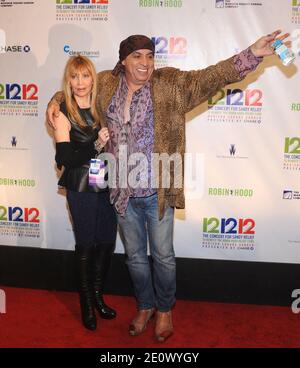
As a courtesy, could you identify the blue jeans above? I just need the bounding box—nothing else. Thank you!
[117,193,176,312]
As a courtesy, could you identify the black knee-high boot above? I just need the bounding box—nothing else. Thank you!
[76,246,97,330]
[94,244,116,319]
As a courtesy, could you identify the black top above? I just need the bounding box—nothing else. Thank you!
[56,101,107,193]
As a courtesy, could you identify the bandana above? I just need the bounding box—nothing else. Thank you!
[112,35,155,76]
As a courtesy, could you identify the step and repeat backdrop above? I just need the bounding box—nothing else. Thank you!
[0,0,300,264]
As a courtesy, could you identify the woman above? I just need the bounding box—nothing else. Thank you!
[53,55,117,331]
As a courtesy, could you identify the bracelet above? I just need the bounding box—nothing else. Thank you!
[94,139,104,153]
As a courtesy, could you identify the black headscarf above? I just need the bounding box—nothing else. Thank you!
[112,35,155,76]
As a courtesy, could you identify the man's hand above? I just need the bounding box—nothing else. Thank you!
[250,30,291,58]
[46,100,60,130]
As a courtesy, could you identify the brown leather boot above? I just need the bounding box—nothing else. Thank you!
[128,308,155,336]
[155,311,173,342]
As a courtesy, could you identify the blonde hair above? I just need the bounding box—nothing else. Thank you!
[63,55,100,129]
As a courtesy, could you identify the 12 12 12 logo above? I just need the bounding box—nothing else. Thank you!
[0,83,38,100]
[151,36,187,55]
[203,217,255,234]
[208,88,262,107]
[0,206,40,223]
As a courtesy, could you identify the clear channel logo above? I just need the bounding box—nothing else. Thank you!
[63,45,99,58]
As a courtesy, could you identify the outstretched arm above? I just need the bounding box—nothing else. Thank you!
[179,30,290,113]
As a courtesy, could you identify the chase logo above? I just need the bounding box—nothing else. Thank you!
[0,45,30,53]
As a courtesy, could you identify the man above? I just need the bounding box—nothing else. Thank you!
[48,30,290,342]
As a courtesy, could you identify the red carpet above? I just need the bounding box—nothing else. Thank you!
[0,286,299,348]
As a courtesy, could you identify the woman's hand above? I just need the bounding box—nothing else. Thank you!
[46,100,60,129]
[97,127,110,147]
